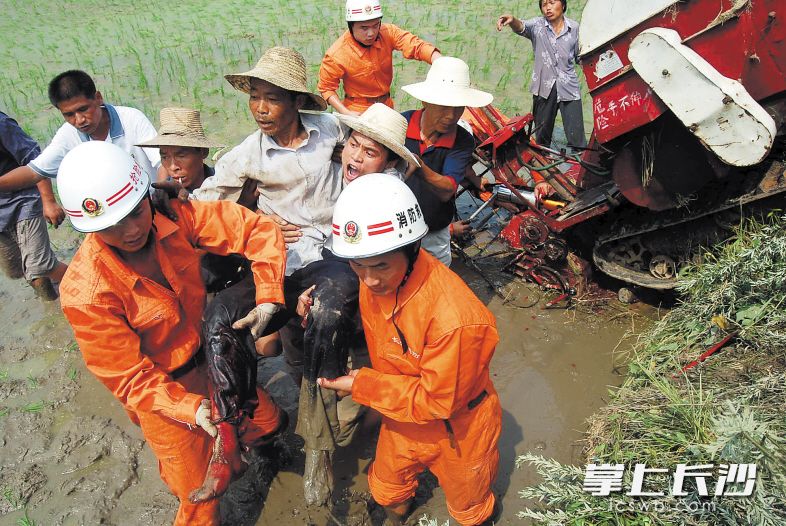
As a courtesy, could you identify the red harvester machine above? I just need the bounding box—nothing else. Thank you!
[464,0,786,294]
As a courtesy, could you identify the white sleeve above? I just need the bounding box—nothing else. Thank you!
[191,144,247,202]
[27,123,76,178]
[134,110,161,168]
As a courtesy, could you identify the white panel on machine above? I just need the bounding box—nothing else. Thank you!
[579,0,680,56]
[629,27,776,167]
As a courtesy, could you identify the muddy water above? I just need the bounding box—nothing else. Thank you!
[0,236,652,525]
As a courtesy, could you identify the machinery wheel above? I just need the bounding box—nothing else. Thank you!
[649,255,678,280]
[543,238,568,264]
[519,216,550,245]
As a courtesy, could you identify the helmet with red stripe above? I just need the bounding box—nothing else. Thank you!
[345,0,383,22]
[330,173,427,259]
[57,141,151,233]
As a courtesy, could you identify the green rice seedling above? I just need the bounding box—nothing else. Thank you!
[67,368,78,382]
[21,401,44,413]
[26,374,38,389]
[0,407,9,418]
[0,369,9,381]
[16,509,37,526]
[2,487,21,510]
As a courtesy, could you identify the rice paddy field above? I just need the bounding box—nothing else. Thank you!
[1,0,591,148]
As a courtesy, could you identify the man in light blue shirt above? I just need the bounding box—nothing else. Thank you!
[498,0,587,149]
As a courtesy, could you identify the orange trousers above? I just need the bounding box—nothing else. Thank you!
[135,365,282,526]
[368,389,502,525]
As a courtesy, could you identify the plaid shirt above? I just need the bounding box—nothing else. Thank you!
[519,16,581,101]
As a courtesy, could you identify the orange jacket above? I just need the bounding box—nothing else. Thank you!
[351,251,498,427]
[318,24,437,111]
[60,200,285,426]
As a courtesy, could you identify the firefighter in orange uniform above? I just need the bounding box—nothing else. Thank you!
[57,141,287,526]
[316,173,501,525]
[318,0,441,116]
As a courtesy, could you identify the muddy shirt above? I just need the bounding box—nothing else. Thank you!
[0,112,42,232]
[518,16,581,101]
[192,113,345,276]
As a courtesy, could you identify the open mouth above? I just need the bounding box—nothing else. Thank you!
[345,163,361,182]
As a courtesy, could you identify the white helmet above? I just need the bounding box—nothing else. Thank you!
[57,141,151,233]
[331,173,427,259]
[346,0,383,22]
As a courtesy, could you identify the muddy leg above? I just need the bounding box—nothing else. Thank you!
[188,420,247,503]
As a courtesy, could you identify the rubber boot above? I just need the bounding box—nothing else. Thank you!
[303,448,333,506]
[189,421,247,503]
[30,277,58,301]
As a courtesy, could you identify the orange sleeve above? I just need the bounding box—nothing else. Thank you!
[318,51,344,102]
[178,200,286,305]
[387,24,438,63]
[352,324,498,423]
[62,302,204,424]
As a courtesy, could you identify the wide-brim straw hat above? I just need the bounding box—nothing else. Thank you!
[225,47,328,111]
[337,103,420,169]
[136,107,222,149]
[402,56,493,108]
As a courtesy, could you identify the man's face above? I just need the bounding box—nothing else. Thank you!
[349,250,408,296]
[97,199,153,253]
[342,131,393,184]
[351,18,382,46]
[541,0,565,22]
[421,102,465,135]
[57,92,105,136]
[159,146,207,190]
[248,78,303,138]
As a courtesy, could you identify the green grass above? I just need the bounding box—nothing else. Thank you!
[0,0,590,147]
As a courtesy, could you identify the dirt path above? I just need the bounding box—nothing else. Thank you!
[0,238,653,525]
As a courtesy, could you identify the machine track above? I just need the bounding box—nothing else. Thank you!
[593,157,786,289]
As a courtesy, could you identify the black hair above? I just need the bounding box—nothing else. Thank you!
[48,70,97,107]
[541,0,567,12]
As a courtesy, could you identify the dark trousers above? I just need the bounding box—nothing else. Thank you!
[533,85,587,150]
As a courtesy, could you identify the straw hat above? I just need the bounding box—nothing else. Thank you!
[402,56,493,108]
[225,47,327,111]
[337,103,420,168]
[136,107,222,149]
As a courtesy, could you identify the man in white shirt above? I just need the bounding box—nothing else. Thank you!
[0,70,160,225]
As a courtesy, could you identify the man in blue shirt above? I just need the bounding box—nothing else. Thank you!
[498,0,587,150]
[0,112,67,300]
[400,56,493,267]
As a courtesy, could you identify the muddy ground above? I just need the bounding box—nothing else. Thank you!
[0,230,656,526]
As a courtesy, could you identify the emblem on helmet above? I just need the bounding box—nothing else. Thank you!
[81,198,104,217]
[343,221,361,244]
[364,4,372,14]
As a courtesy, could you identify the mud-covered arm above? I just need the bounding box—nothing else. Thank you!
[351,324,498,423]
[388,24,438,62]
[62,302,203,424]
[178,200,286,305]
